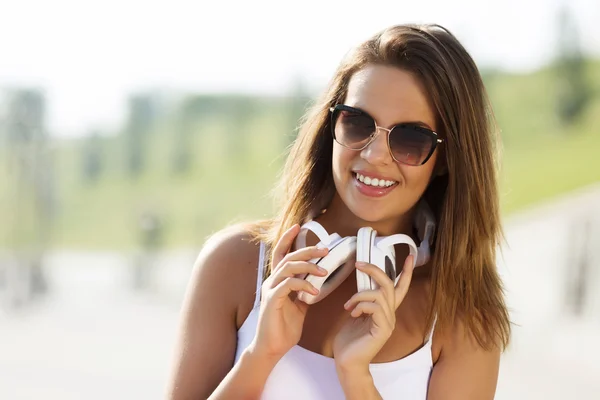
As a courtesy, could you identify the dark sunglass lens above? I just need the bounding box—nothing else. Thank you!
[389,126,434,165]
[334,109,374,148]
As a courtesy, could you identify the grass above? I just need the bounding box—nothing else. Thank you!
[500,124,600,213]
[489,60,600,213]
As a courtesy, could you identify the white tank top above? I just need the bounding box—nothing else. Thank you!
[234,242,436,399]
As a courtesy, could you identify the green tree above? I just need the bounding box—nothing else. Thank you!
[285,77,312,149]
[2,88,54,300]
[125,94,156,178]
[81,130,104,184]
[555,6,591,126]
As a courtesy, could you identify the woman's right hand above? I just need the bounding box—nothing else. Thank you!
[249,224,329,360]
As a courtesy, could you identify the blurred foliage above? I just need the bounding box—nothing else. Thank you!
[485,59,600,212]
[0,89,55,252]
[1,60,599,251]
[47,95,301,250]
[81,131,105,184]
[554,6,592,126]
[125,94,158,179]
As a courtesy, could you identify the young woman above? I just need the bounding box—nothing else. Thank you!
[167,23,511,399]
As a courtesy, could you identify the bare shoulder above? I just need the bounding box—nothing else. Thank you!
[195,223,262,275]
[167,223,264,399]
[405,267,502,399]
[406,269,490,363]
[428,312,501,400]
[190,222,264,327]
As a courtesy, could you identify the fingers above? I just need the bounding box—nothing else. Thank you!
[272,224,301,270]
[269,260,328,287]
[355,256,416,310]
[347,301,393,331]
[343,289,393,326]
[272,225,330,271]
[271,277,319,302]
[355,261,394,305]
[394,255,415,308]
[281,245,329,267]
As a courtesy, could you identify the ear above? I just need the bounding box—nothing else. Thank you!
[428,162,447,184]
[434,150,448,177]
[308,184,336,219]
[435,163,448,177]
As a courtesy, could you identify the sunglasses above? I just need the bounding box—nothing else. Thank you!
[329,104,443,166]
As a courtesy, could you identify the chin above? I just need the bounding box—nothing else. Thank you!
[351,207,382,223]
[346,190,418,229]
[346,198,394,225]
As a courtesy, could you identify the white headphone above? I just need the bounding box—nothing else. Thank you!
[295,200,436,304]
[294,221,357,304]
[356,200,435,292]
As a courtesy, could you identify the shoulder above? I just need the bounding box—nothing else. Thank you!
[431,308,502,374]
[167,223,266,399]
[196,222,262,272]
[427,313,501,399]
[190,222,265,326]
[409,264,504,356]
[438,313,497,352]
[428,319,501,400]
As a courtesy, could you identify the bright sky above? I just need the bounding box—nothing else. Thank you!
[0,0,598,137]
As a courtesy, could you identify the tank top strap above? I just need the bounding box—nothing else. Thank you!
[426,314,438,346]
[253,241,267,309]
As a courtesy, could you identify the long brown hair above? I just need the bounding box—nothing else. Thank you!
[249,24,510,350]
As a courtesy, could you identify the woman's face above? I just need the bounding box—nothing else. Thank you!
[331,64,440,227]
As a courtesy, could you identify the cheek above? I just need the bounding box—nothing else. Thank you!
[400,159,437,190]
[332,144,355,180]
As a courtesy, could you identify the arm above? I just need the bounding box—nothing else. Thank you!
[336,366,382,400]
[165,226,273,400]
[209,345,280,399]
[427,320,501,400]
[333,259,417,400]
[166,224,327,399]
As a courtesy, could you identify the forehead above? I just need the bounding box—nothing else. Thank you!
[344,64,437,130]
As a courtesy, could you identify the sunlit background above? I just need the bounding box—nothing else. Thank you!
[0,0,599,398]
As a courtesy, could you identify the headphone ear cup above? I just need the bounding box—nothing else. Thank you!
[356,227,376,292]
[376,234,418,286]
[366,233,394,291]
[297,237,357,304]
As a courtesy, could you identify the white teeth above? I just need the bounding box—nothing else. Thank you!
[355,173,397,188]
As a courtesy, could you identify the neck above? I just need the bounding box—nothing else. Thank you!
[314,194,416,238]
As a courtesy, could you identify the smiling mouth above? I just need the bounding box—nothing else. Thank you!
[353,172,399,188]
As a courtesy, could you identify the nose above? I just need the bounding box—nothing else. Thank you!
[360,128,393,165]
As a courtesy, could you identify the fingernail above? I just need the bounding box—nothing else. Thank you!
[311,287,319,294]
[343,301,350,309]
[317,266,328,274]
[355,261,366,267]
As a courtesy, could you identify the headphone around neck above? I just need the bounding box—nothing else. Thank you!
[295,200,436,304]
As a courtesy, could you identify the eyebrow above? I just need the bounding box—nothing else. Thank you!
[345,104,436,132]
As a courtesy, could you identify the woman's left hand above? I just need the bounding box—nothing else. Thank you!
[333,255,415,377]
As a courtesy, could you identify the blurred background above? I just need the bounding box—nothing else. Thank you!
[0,0,599,398]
